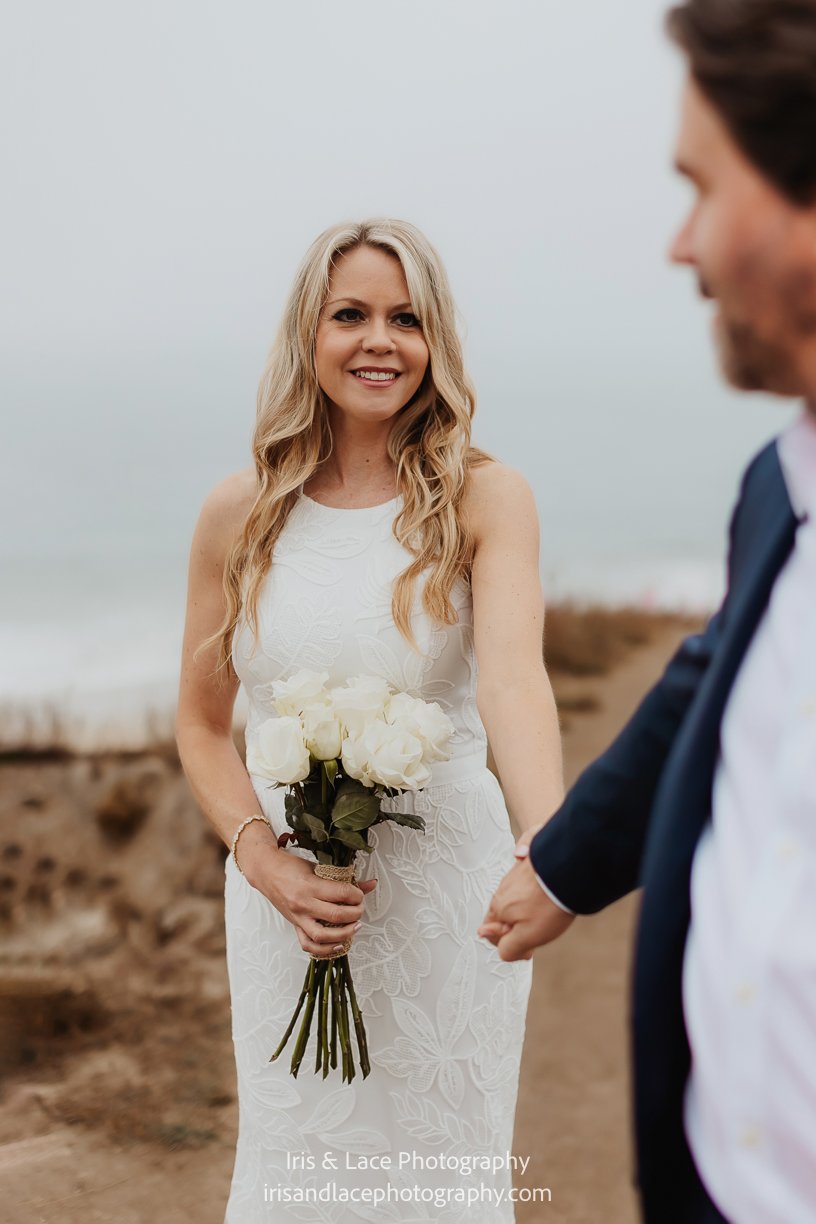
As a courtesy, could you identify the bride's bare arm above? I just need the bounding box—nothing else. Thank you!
[467,462,564,838]
[175,472,374,956]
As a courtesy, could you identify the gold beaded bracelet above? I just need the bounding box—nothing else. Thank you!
[231,814,273,876]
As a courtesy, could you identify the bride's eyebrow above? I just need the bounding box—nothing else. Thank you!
[325,297,414,311]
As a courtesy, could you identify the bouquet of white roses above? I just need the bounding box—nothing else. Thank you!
[247,669,454,1083]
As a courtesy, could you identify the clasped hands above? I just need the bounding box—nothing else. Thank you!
[477,826,574,960]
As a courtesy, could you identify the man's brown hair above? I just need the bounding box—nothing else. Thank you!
[667,0,816,205]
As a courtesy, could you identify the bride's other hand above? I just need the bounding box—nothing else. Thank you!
[479,920,512,943]
[241,831,377,957]
[478,857,574,961]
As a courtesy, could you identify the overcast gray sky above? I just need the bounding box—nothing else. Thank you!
[0,0,795,577]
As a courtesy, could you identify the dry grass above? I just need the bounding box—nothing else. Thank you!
[0,971,109,1075]
[0,722,244,767]
[544,603,701,678]
[0,608,704,760]
[42,1009,234,1150]
[0,742,237,1154]
[555,692,601,715]
[94,764,167,841]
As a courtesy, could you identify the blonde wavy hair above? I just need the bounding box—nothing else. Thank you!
[200,217,494,680]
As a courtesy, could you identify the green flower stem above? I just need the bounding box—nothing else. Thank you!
[290,957,318,1078]
[338,962,355,1083]
[330,963,339,1070]
[332,961,352,1081]
[268,960,312,1063]
[314,961,327,1075]
[342,958,371,1079]
[268,813,377,1081]
[320,958,331,1078]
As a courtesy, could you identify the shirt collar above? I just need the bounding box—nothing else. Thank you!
[777,408,816,523]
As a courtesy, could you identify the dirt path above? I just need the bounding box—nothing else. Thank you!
[512,626,690,1223]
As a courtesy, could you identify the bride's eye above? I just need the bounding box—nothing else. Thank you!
[332,308,363,322]
[394,312,421,328]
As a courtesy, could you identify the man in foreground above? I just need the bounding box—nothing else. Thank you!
[480,2,816,1220]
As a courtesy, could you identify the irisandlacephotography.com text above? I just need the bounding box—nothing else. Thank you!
[262,1150,554,1209]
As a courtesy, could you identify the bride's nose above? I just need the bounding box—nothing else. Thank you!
[361,317,396,353]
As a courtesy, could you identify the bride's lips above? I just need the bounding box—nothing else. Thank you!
[349,367,402,389]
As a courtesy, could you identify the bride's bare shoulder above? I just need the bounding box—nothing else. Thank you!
[194,465,258,558]
[463,457,536,544]
[205,464,257,512]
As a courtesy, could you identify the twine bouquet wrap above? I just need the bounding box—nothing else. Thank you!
[246,669,455,1082]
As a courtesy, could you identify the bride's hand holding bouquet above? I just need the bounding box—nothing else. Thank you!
[237,669,454,1082]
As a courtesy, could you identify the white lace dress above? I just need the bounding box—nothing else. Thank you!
[224,489,533,1223]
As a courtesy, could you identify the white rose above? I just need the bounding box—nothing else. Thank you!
[340,733,376,787]
[385,692,455,763]
[342,719,431,791]
[270,669,330,718]
[331,675,392,738]
[246,716,311,784]
[301,704,343,761]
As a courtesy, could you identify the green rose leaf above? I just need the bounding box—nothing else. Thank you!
[303,811,329,843]
[384,811,426,832]
[331,781,382,832]
[290,805,311,831]
[332,827,372,852]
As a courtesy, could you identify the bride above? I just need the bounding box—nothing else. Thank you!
[175,218,563,1222]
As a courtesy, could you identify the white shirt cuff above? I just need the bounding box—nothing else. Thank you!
[533,871,576,915]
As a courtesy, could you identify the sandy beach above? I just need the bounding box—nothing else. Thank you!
[0,607,701,1223]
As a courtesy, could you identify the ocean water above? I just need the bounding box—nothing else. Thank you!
[0,556,194,752]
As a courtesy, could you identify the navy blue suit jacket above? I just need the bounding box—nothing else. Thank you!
[530,440,799,1223]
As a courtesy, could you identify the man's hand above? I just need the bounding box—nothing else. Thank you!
[478,852,575,961]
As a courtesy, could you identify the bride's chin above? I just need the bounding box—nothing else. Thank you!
[332,402,409,422]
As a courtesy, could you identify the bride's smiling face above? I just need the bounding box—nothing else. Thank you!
[314,245,430,421]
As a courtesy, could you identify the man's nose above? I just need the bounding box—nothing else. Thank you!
[668,214,696,266]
